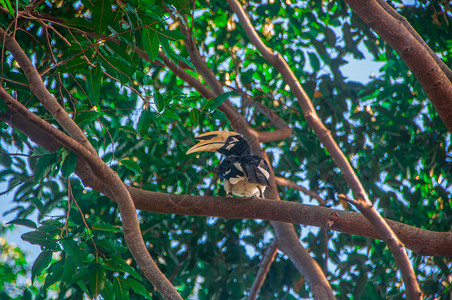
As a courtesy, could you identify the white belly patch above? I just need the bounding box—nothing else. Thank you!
[223,178,266,197]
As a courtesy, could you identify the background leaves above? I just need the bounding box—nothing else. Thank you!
[0,0,451,299]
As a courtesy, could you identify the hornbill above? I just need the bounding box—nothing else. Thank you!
[186,131,271,198]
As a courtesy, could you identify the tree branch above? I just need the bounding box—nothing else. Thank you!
[1,110,451,258]
[226,0,422,298]
[275,176,327,206]
[0,88,182,300]
[233,87,292,143]
[345,0,452,133]
[248,240,278,300]
[0,27,97,156]
[375,0,452,83]
[128,187,452,257]
[177,14,335,299]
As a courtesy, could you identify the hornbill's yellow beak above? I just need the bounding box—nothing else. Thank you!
[186,131,240,154]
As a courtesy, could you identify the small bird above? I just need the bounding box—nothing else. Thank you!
[186,131,271,198]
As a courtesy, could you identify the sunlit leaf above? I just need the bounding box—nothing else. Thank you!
[0,0,14,15]
[32,251,52,283]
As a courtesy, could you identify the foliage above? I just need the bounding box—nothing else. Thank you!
[0,225,37,299]
[0,0,451,299]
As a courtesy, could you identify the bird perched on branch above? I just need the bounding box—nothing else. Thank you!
[186,131,271,198]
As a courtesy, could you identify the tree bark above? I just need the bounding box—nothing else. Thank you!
[226,1,422,297]
[345,0,452,133]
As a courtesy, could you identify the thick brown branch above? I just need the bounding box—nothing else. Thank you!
[345,0,452,133]
[226,0,421,298]
[178,17,334,299]
[1,111,450,258]
[128,187,452,257]
[0,27,97,156]
[0,88,182,300]
[376,0,452,83]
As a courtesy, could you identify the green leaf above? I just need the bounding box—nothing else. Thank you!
[189,109,199,126]
[7,218,37,229]
[61,239,85,267]
[77,280,92,298]
[38,220,62,235]
[120,158,141,174]
[101,279,115,300]
[61,257,76,286]
[308,52,320,72]
[98,239,128,253]
[210,91,233,110]
[74,110,100,126]
[123,277,151,298]
[0,96,7,113]
[33,147,51,156]
[0,0,14,16]
[30,198,45,213]
[86,66,103,106]
[169,0,190,14]
[56,57,87,73]
[142,27,160,62]
[113,277,129,300]
[32,251,52,283]
[61,150,78,177]
[325,27,336,47]
[21,230,52,246]
[137,108,152,136]
[89,264,106,298]
[158,34,173,59]
[43,260,64,289]
[33,152,58,182]
[106,257,142,280]
[155,90,165,113]
[171,52,195,70]
[93,0,113,35]
[161,29,187,41]
[92,220,122,233]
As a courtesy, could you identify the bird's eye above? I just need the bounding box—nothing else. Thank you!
[229,137,238,143]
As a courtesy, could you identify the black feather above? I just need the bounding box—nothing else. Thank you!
[219,155,270,186]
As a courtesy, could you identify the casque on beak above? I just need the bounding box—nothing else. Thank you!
[186,131,240,155]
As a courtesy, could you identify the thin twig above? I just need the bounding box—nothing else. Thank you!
[274,176,326,206]
[0,87,182,299]
[248,240,278,300]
